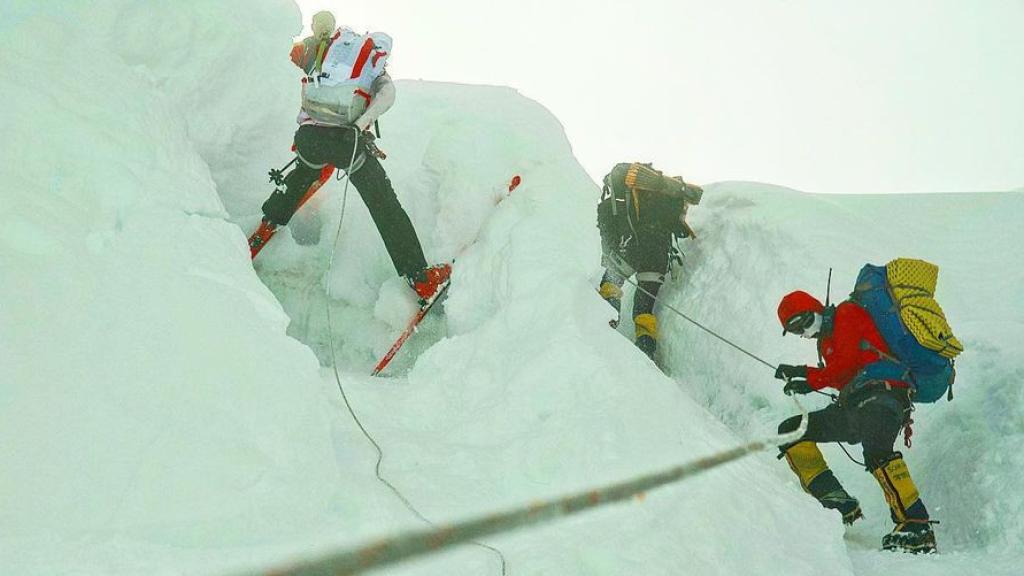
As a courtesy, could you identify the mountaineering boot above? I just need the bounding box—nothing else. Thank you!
[872,453,935,553]
[634,313,658,359]
[820,489,864,525]
[635,335,656,359]
[408,263,452,304]
[882,521,936,554]
[783,441,863,525]
[599,281,623,328]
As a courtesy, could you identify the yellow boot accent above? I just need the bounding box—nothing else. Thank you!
[784,442,830,492]
[872,455,922,523]
[599,282,623,301]
[634,313,658,340]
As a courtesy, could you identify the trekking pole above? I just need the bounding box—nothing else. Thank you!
[268,157,298,186]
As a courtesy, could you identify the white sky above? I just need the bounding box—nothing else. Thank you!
[294,0,1024,194]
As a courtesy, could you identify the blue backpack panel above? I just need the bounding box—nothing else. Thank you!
[850,264,955,403]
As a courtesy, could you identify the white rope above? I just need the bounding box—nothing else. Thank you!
[322,126,507,575]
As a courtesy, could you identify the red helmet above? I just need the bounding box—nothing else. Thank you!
[777,291,824,333]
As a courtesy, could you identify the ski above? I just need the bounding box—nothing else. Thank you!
[249,163,336,259]
[371,174,522,376]
[371,281,450,376]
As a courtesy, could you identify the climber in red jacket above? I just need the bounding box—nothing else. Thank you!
[774,290,935,554]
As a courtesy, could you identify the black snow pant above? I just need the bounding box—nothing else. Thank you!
[778,386,912,471]
[261,124,427,279]
[599,227,672,318]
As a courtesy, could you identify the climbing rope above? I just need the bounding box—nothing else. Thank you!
[621,272,871,466]
[245,397,808,576]
[322,126,508,576]
[620,273,838,401]
[619,274,777,370]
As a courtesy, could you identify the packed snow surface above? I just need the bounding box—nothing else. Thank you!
[2,1,1022,576]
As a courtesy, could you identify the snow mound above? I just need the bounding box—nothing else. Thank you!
[4,1,1021,575]
[2,1,384,574]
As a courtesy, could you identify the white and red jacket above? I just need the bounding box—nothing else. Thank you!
[293,28,394,130]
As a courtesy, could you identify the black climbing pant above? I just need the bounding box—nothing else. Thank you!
[261,124,427,279]
[778,386,912,470]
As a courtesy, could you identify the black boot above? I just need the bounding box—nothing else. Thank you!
[635,335,657,359]
[783,441,863,526]
[882,521,936,554]
[820,489,863,526]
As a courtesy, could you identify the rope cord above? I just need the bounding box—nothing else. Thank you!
[618,274,777,371]
[618,271,840,406]
[618,267,851,445]
[248,398,808,576]
[837,441,866,468]
[322,127,507,575]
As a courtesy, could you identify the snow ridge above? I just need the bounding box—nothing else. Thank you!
[3,2,1022,576]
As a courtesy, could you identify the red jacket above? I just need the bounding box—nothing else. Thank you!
[807,301,908,391]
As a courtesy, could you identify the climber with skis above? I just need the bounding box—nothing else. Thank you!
[252,10,449,302]
[772,264,958,553]
[596,162,703,359]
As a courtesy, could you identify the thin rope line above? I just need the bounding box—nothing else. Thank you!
[323,127,507,576]
[625,271,860,457]
[619,274,777,370]
[619,268,837,403]
[836,441,866,468]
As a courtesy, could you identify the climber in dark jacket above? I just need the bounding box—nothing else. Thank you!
[596,162,703,359]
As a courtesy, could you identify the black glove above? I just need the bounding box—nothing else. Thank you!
[783,379,813,396]
[775,364,808,381]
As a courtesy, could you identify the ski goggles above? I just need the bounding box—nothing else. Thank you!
[783,311,817,335]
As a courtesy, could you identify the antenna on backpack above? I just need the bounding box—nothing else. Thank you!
[825,267,833,307]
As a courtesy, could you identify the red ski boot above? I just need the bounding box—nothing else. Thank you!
[408,263,452,304]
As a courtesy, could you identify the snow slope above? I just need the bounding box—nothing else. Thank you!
[231,83,857,575]
[3,1,1022,576]
[2,1,406,574]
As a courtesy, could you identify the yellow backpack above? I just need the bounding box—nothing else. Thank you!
[886,258,963,359]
